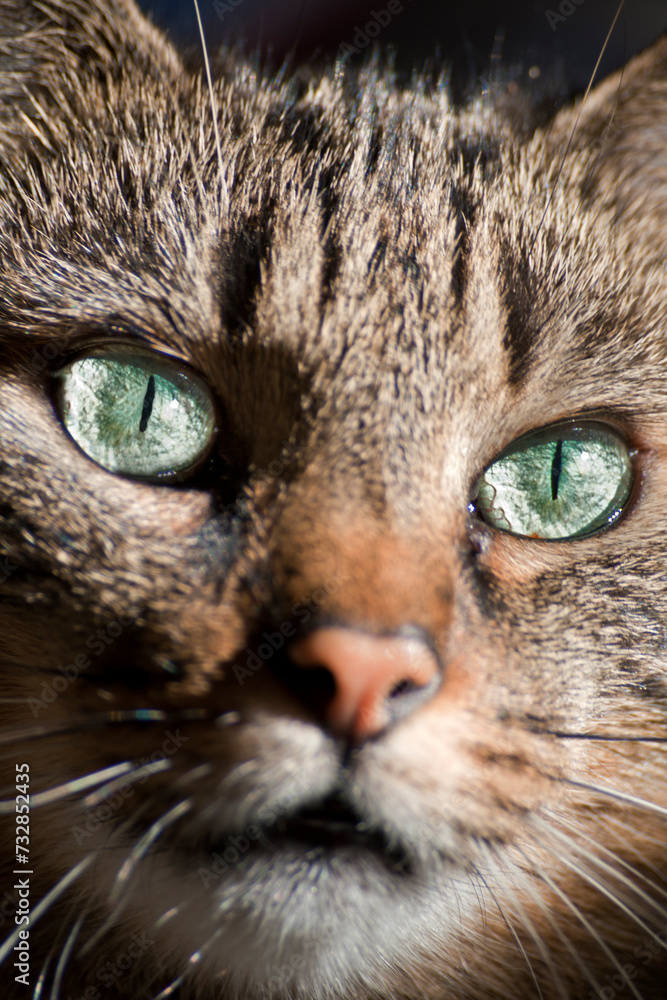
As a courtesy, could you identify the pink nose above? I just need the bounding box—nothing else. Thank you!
[288,628,441,742]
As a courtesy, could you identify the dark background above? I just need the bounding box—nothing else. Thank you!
[137,0,666,99]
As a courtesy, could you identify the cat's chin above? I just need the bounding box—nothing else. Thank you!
[144,838,466,1000]
[101,773,467,997]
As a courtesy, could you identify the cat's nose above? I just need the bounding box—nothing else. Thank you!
[288,628,441,742]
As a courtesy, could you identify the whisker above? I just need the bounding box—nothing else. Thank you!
[558,778,667,820]
[82,759,174,808]
[543,730,667,743]
[154,904,184,930]
[32,953,51,1000]
[150,927,225,1000]
[0,713,162,749]
[477,841,568,1000]
[511,843,604,996]
[465,866,490,938]
[192,0,230,214]
[79,799,193,959]
[542,811,667,906]
[0,707,208,751]
[606,813,667,865]
[152,974,186,999]
[528,0,625,258]
[150,950,205,1000]
[0,762,134,813]
[169,763,213,789]
[111,798,192,903]
[141,40,209,209]
[50,916,84,1000]
[0,856,94,967]
[516,843,643,1000]
[551,3,628,259]
[539,823,665,947]
[473,856,545,1000]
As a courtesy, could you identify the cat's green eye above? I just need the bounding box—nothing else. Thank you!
[473,423,633,540]
[55,351,216,480]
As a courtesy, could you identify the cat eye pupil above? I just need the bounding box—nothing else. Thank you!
[474,423,633,541]
[55,352,217,481]
[550,438,563,500]
[139,375,156,433]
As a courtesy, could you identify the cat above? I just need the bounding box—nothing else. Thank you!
[0,0,667,997]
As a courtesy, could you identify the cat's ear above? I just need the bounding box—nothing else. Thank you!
[0,0,182,153]
[548,34,667,237]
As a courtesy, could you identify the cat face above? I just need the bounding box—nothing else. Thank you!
[1,2,667,998]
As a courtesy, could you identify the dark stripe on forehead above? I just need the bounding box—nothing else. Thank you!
[498,243,540,387]
[447,190,481,313]
[217,221,266,344]
[447,125,541,387]
[448,131,505,310]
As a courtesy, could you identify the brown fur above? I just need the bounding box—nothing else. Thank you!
[1,1,667,997]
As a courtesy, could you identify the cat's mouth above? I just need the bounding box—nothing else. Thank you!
[209,793,413,872]
[276,795,401,851]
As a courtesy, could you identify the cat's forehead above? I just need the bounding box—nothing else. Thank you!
[1,27,666,469]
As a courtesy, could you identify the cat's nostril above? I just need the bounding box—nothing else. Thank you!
[288,627,442,743]
[388,678,414,699]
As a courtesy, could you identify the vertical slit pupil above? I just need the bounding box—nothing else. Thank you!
[551,438,563,501]
[139,375,156,433]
